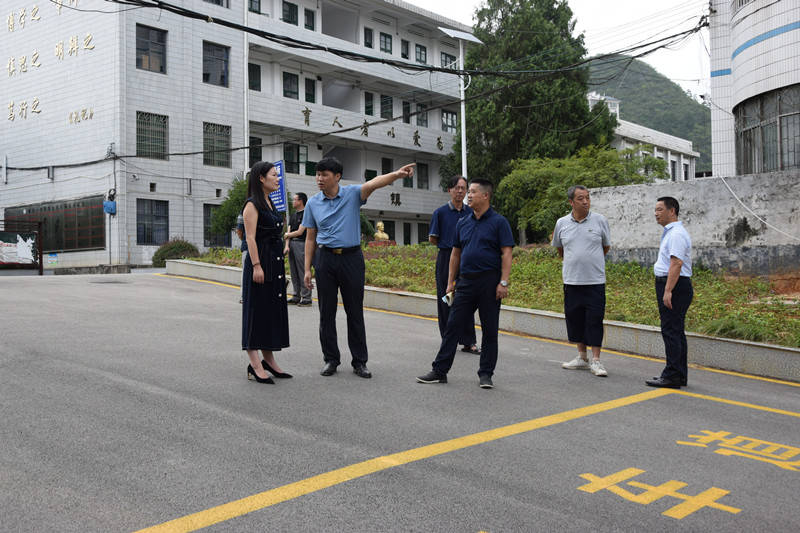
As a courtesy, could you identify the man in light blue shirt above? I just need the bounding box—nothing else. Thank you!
[302,157,415,379]
[646,196,693,389]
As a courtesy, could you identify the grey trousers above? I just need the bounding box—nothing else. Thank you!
[288,240,312,301]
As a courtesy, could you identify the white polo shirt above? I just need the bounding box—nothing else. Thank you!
[654,221,692,277]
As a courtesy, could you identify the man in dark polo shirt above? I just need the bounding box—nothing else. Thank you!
[429,175,479,354]
[416,178,514,389]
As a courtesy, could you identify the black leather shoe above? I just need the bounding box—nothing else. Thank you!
[320,362,338,376]
[652,376,687,386]
[353,364,372,378]
[645,377,682,389]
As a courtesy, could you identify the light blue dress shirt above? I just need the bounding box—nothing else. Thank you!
[654,221,692,277]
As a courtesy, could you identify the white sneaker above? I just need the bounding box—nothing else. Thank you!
[589,360,608,377]
[562,356,590,370]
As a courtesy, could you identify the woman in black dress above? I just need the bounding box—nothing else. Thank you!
[242,162,291,384]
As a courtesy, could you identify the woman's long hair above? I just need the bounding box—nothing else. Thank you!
[247,161,275,212]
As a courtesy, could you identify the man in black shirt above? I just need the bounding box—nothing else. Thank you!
[283,192,311,305]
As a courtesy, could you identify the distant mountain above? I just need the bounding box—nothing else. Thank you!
[588,55,711,173]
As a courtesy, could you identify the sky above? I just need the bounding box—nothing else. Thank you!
[404,0,711,98]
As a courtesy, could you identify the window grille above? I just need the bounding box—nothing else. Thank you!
[136,199,169,246]
[136,111,169,160]
[203,122,232,168]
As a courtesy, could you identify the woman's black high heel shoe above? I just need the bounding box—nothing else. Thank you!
[262,360,293,379]
[247,364,275,384]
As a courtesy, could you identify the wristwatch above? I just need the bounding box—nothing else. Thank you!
[500,280,509,287]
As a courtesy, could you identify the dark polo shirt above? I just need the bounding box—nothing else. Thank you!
[429,201,473,249]
[454,207,515,275]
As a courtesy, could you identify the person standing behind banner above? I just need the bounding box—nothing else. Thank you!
[302,156,415,379]
[241,161,292,384]
[646,196,693,389]
[429,175,480,354]
[283,192,312,306]
[236,213,247,304]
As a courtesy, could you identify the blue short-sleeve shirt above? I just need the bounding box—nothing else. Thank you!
[455,207,515,274]
[301,184,366,248]
[429,201,473,249]
[654,221,692,277]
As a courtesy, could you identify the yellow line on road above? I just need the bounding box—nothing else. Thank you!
[134,389,674,532]
[675,390,800,418]
[156,273,800,388]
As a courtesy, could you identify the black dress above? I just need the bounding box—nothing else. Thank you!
[241,197,290,351]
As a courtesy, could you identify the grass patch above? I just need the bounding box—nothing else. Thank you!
[196,244,800,348]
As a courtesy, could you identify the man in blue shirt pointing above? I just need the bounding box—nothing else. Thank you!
[303,157,415,379]
[416,178,515,389]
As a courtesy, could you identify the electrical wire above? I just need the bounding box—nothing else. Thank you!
[717,176,800,242]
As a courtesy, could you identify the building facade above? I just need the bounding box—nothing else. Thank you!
[709,0,800,177]
[587,92,699,181]
[1,0,469,267]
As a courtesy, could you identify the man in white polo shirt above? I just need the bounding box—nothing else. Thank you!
[646,196,693,389]
[551,185,611,377]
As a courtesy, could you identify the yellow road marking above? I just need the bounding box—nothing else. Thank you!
[675,390,800,418]
[156,273,800,388]
[134,389,674,532]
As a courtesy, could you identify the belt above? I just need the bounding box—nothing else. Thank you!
[320,245,361,255]
[655,275,691,282]
[460,270,498,280]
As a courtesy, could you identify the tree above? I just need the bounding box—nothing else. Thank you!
[462,0,615,186]
[495,145,667,242]
[210,177,248,235]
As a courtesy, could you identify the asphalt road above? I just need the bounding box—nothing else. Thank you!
[1,273,799,532]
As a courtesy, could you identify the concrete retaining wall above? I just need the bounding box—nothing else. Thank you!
[166,259,800,383]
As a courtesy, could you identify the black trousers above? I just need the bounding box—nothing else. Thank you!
[435,248,477,345]
[563,284,606,347]
[655,277,693,383]
[432,271,501,377]
[314,248,367,366]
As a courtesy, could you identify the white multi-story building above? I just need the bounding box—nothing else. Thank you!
[709,0,800,177]
[1,0,470,267]
[587,92,699,181]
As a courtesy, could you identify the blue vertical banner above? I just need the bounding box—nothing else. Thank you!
[270,160,288,212]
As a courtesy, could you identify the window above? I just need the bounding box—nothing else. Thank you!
[670,160,677,181]
[381,157,393,175]
[136,24,166,74]
[416,103,428,127]
[401,39,409,59]
[364,169,377,181]
[415,44,427,64]
[204,0,229,6]
[249,136,262,169]
[441,110,457,133]
[403,171,413,188]
[380,32,392,53]
[416,163,429,189]
[282,1,298,25]
[284,143,307,174]
[283,72,299,99]
[365,92,374,115]
[203,122,231,168]
[403,222,411,245]
[382,221,395,241]
[417,223,429,244]
[249,0,260,13]
[683,163,689,181]
[248,63,261,91]
[402,101,411,124]
[202,41,229,87]
[304,8,315,30]
[441,52,456,67]
[305,78,316,103]
[364,27,373,48]
[5,196,105,252]
[380,95,393,119]
[204,204,232,248]
[137,199,169,246]
[781,113,800,170]
[136,111,169,160]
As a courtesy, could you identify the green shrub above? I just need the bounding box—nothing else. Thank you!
[152,239,199,267]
